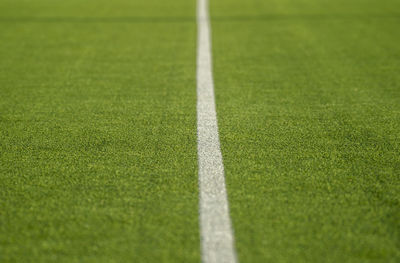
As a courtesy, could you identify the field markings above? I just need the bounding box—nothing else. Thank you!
[196,0,237,262]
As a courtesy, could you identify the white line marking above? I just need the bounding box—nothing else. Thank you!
[197,0,237,262]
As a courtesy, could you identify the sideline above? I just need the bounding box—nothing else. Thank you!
[196,0,237,262]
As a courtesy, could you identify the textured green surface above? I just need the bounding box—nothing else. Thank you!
[211,0,400,262]
[0,1,198,262]
[1,0,400,262]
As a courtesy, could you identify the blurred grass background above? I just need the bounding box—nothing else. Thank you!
[0,1,199,262]
[211,0,400,262]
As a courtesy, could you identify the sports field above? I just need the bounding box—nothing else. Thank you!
[0,0,399,262]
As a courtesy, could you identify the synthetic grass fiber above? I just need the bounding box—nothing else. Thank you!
[211,0,400,262]
[0,0,199,262]
[1,0,400,262]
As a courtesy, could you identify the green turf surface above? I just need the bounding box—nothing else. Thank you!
[211,0,400,262]
[2,0,400,262]
[0,1,199,262]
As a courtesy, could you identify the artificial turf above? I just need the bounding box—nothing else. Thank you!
[1,0,400,262]
[211,0,400,262]
[0,1,199,262]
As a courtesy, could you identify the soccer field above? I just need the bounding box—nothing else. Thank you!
[1,0,399,262]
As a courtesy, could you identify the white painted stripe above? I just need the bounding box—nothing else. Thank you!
[196,0,237,262]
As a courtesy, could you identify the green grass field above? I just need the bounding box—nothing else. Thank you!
[0,1,199,262]
[1,0,399,262]
[212,0,400,262]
